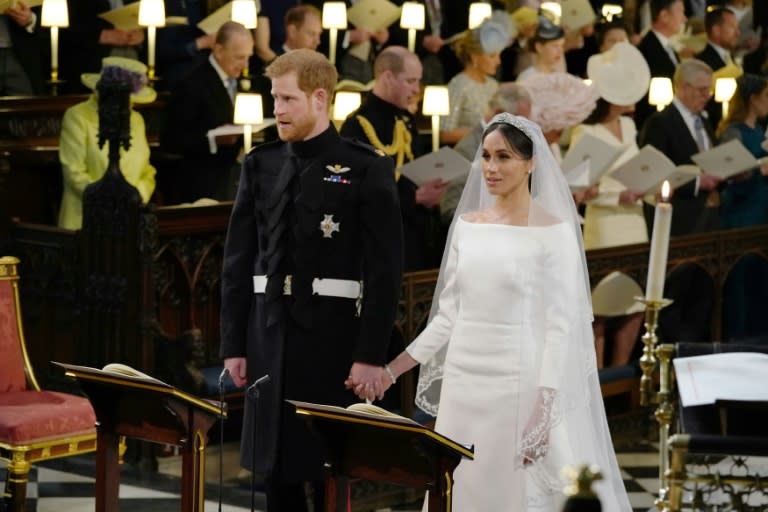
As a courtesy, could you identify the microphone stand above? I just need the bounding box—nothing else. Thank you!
[247,374,270,512]
[218,368,230,512]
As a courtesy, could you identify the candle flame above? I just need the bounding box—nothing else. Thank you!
[661,180,670,201]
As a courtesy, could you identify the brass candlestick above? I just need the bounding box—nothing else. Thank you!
[635,295,673,505]
[636,297,672,407]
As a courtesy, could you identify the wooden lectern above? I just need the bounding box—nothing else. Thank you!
[288,400,474,512]
[54,362,226,512]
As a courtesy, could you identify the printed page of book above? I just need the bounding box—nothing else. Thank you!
[398,147,471,186]
[691,139,760,179]
[98,1,141,31]
[610,145,676,194]
[561,132,625,184]
[346,0,401,32]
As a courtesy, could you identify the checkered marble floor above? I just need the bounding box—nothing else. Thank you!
[2,440,664,511]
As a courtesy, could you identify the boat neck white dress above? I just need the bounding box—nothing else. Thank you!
[406,217,632,511]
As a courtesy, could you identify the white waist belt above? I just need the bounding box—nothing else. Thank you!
[252,275,361,299]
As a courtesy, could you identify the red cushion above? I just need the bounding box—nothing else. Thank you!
[0,391,96,443]
[0,281,27,393]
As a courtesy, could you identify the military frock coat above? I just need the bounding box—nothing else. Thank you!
[220,125,403,479]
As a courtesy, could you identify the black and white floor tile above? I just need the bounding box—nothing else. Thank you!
[2,439,665,512]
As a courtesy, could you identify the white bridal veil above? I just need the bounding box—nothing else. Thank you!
[414,114,632,510]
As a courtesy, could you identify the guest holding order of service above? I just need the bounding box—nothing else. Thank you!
[572,41,651,250]
[440,16,510,146]
[58,57,156,230]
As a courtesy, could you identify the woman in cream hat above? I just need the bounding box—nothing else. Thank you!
[572,41,650,250]
[58,57,156,230]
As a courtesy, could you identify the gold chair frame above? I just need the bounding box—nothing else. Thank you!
[0,256,97,512]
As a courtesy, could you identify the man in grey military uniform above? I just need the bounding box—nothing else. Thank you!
[220,49,403,512]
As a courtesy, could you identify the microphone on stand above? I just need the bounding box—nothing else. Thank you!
[218,367,230,512]
[248,374,270,512]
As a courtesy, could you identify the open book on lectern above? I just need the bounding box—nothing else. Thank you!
[561,133,626,190]
[288,399,475,455]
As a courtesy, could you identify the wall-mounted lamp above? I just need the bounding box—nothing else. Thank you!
[139,0,166,81]
[468,2,492,29]
[648,77,673,112]
[41,0,69,87]
[234,93,264,153]
[422,85,450,152]
[400,2,425,53]
[322,2,348,66]
[714,77,737,119]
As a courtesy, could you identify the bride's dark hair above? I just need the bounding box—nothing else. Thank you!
[483,122,533,160]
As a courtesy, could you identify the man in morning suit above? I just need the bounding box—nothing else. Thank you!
[639,58,724,344]
[635,0,687,130]
[161,21,253,203]
[696,6,740,129]
[220,49,403,512]
[341,46,448,271]
[0,1,44,95]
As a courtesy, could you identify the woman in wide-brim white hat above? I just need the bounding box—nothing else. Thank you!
[58,57,157,230]
[572,41,651,368]
[572,40,651,251]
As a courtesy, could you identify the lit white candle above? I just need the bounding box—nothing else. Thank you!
[645,181,673,301]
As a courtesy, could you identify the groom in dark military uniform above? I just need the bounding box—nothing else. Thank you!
[220,49,403,512]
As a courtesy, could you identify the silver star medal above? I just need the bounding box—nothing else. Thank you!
[319,214,340,238]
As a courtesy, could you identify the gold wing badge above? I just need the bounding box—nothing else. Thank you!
[326,164,351,174]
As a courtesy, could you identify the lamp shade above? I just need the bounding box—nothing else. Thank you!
[400,2,425,30]
[601,4,623,21]
[648,77,673,109]
[422,85,450,116]
[714,77,737,103]
[332,91,362,121]
[468,2,491,29]
[322,2,348,29]
[139,0,166,27]
[234,93,264,125]
[232,0,258,29]
[41,0,69,27]
[540,2,562,22]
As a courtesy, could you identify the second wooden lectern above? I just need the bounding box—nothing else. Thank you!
[54,362,226,512]
[288,400,474,512]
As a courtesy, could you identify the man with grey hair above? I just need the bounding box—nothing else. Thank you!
[639,58,723,346]
[162,21,253,203]
[442,83,533,222]
[639,58,723,236]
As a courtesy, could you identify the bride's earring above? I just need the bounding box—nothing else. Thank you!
[527,167,533,175]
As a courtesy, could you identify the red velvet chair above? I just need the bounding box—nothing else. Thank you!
[0,256,97,512]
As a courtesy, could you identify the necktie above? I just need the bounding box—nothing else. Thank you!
[666,45,679,66]
[225,78,237,102]
[693,115,708,151]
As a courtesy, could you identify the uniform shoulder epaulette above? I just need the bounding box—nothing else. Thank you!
[247,138,283,156]
[344,137,386,157]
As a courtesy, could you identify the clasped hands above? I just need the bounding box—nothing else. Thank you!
[344,362,394,402]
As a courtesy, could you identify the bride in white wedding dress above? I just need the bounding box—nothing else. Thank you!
[380,114,633,511]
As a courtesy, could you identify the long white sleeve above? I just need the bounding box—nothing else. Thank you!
[406,233,459,364]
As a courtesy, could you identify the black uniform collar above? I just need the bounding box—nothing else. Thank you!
[287,123,339,158]
[365,93,412,120]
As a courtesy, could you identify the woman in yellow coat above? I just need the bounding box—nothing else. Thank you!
[58,57,156,230]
